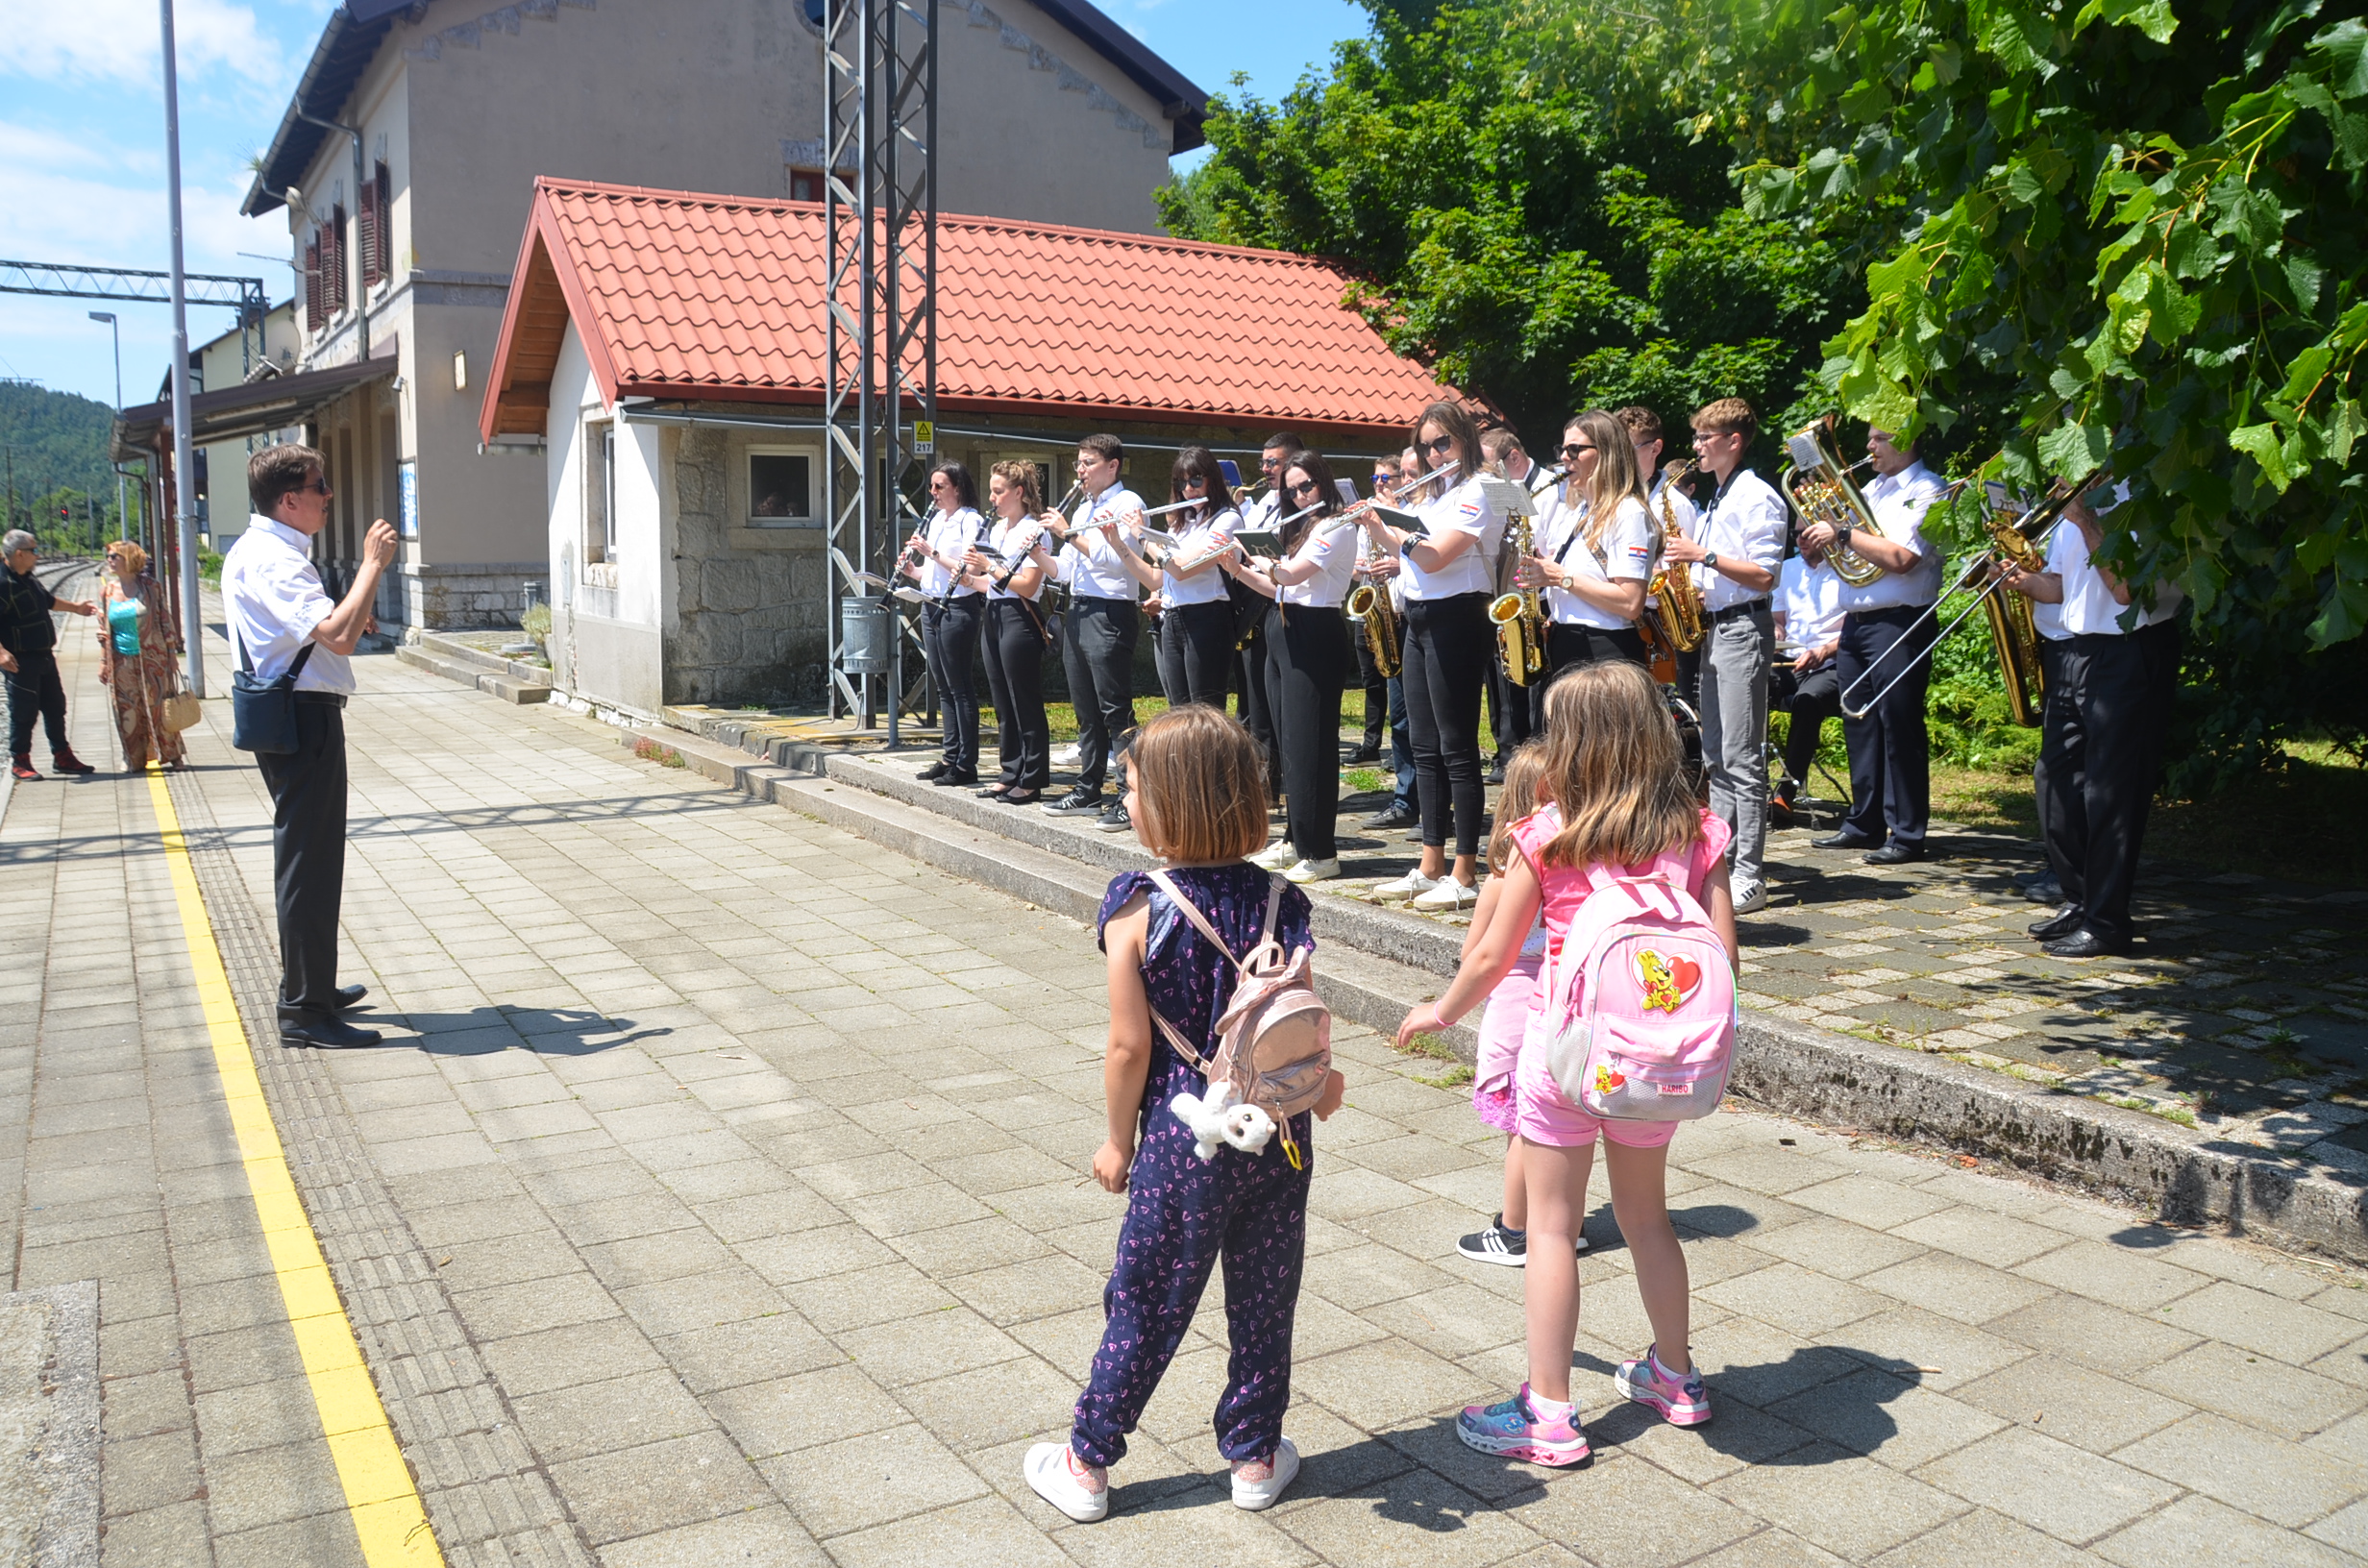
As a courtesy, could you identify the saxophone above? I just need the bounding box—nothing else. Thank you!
[1346,534,1401,678]
[1487,505,1547,686]
[1648,461,1708,653]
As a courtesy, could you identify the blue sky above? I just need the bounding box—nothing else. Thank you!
[0,0,1371,412]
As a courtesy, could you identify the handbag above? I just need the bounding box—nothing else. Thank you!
[160,677,202,733]
[230,635,316,755]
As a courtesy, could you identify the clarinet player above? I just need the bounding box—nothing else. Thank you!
[1113,446,1239,711]
[965,461,1054,807]
[901,461,990,788]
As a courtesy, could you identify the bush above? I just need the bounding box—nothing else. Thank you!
[520,602,553,649]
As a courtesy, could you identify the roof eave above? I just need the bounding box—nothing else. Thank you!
[240,2,409,219]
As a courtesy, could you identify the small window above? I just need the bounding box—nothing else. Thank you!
[584,420,616,567]
[789,167,825,204]
[749,450,817,527]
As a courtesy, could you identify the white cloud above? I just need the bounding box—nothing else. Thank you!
[2,0,282,89]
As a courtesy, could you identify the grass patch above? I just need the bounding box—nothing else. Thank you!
[1417,1064,1476,1090]
[631,738,687,770]
[1397,1029,1458,1063]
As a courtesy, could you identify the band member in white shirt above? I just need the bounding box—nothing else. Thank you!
[1772,535,1848,820]
[1618,405,1703,704]
[1802,428,1949,863]
[1234,431,1299,802]
[1222,451,1360,883]
[1114,446,1239,711]
[963,461,1054,806]
[1517,409,1653,673]
[1359,402,1504,911]
[900,461,991,788]
[1039,435,1145,828]
[1479,429,1545,762]
[1998,484,2179,958]
[1660,398,1785,913]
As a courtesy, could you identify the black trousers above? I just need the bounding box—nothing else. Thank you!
[1402,593,1492,859]
[1350,616,1389,746]
[1838,605,1938,847]
[1236,632,1280,799]
[1156,600,1235,709]
[1265,604,1352,862]
[925,595,986,773]
[1545,622,1651,679]
[6,649,69,758]
[2041,632,2153,943]
[1778,661,1842,795]
[983,599,1051,790]
[255,698,350,1017]
[1486,652,1540,756]
[1061,596,1138,792]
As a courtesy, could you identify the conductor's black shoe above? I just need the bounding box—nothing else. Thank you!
[918,761,952,781]
[281,1016,383,1049]
[2043,928,2129,960]
[1812,829,1881,850]
[1363,804,1418,831]
[2028,905,2085,941]
[278,984,369,1020]
[2022,874,2064,905]
[1864,843,1924,866]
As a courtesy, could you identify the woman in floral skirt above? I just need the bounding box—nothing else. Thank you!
[95,541,186,771]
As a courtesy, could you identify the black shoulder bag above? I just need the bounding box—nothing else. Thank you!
[231,634,316,755]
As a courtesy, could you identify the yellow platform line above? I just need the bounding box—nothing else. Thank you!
[144,769,445,1567]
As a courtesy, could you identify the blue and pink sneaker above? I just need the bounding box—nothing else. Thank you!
[1616,1345,1712,1426]
[1455,1383,1591,1466]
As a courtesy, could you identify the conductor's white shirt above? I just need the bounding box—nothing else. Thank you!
[222,515,354,695]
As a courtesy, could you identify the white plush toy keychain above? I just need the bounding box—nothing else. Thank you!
[1169,1081,1276,1162]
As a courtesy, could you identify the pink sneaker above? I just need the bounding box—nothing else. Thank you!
[1455,1383,1590,1466]
[1616,1345,1711,1426]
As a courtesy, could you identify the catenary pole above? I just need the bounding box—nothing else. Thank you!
[90,311,125,551]
[160,0,205,697]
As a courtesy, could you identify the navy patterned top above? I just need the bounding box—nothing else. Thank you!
[1097,865,1317,1140]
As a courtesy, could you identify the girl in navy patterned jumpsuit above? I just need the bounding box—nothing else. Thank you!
[1025,705,1346,1523]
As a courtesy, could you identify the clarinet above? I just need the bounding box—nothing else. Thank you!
[937,511,994,611]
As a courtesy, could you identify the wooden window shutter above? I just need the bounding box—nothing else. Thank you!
[359,182,381,289]
[305,235,323,331]
[369,163,392,286]
[328,205,349,313]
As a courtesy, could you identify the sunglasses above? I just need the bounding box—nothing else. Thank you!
[1422,435,1456,455]
[1287,479,1320,496]
[302,478,333,498]
[1560,443,1597,459]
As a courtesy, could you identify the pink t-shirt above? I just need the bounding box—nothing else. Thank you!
[1509,805,1732,941]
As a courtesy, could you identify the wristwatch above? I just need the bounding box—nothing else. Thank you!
[1703,551,1721,573]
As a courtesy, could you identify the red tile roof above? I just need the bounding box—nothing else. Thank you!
[482,178,1464,444]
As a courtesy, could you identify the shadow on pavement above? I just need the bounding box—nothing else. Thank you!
[335,1005,671,1057]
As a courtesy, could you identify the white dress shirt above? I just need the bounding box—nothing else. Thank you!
[921,507,988,599]
[222,515,355,695]
[1054,484,1145,601]
[1537,491,1653,629]
[1278,513,1361,608]
[984,518,1044,601]
[1841,461,1948,612]
[1162,506,1239,607]
[1403,475,1505,601]
[1777,556,1847,649]
[1693,468,1787,612]
[2047,525,2129,637]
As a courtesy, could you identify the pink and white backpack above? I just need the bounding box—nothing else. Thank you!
[1535,853,1737,1122]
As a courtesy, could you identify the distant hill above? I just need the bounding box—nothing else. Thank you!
[0,381,119,515]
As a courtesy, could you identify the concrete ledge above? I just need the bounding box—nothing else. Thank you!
[398,640,552,704]
[416,630,554,688]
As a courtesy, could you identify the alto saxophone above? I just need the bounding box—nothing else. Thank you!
[1648,461,1708,653]
[1487,506,1547,687]
[1346,534,1402,678]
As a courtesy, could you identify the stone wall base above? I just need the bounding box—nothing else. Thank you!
[392,560,546,630]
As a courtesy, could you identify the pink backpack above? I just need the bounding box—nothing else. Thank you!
[1536,853,1736,1122]
[1144,870,1334,1164]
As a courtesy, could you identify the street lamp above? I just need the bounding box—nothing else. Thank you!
[89,310,123,553]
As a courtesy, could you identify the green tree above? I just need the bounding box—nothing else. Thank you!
[1744,0,2368,783]
[1161,0,1849,449]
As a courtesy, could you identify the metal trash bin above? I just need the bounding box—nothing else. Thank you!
[838,596,893,675]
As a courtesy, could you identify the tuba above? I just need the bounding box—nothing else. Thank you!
[1647,461,1708,654]
[1488,504,1547,687]
[1781,415,1887,588]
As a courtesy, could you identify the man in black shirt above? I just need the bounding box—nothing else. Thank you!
[0,531,99,780]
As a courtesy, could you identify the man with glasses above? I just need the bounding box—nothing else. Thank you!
[223,445,399,1048]
[1038,434,1146,828]
[1659,399,1784,914]
[1,528,100,781]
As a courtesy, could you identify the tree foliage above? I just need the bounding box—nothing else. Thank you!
[1744,0,2368,780]
[1159,1,1850,447]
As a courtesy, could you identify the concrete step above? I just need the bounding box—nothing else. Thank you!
[397,643,553,704]
[416,630,554,687]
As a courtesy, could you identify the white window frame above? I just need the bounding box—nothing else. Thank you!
[747,444,823,529]
[582,417,618,586]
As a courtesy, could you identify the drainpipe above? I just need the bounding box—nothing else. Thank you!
[295,110,368,362]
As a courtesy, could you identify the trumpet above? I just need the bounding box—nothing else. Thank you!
[1647,460,1707,654]
[1487,505,1547,687]
[1781,415,1887,587]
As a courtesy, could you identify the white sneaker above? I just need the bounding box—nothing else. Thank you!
[1733,880,1767,914]
[1024,1442,1108,1523]
[1231,1436,1300,1511]
[1249,839,1297,870]
[1051,743,1082,767]
[1411,878,1479,913]
[1283,858,1340,884]
[1373,869,1440,900]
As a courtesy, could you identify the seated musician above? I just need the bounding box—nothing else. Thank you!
[1772,533,1847,823]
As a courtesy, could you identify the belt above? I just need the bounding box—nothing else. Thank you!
[1072,595,1136,607]
[1711,600,1769,622]
[293,692,349,707]
[1844,602,1936,622]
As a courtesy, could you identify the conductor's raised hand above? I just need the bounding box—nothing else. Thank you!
[363,519,399,569]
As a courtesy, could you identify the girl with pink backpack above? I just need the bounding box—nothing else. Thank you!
[1396,661,1739,1465]
[1027,706,1346,1523]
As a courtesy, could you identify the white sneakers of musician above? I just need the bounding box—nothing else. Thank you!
[1372,868,1439,900]
[1052,743,1082,768]
[1411,878,1480,913]
[1732,880,1767,915]
[1250,839,1297,870]
[1283,858,1339,885]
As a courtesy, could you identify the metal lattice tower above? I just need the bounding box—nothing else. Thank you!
[0,260,268,378]
[822,0,938,737]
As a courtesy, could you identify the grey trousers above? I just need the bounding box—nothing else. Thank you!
[1698,601,1772,890]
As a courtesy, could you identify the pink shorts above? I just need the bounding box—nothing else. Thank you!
[1513,1047,1681,1151]
[1472,957,1540,1137]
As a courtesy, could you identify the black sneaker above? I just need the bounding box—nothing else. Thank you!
[919,761,952,781]
[1348,742,1382,763]
[1095,799,1132,833]
[1362,804,1418,832]
[1457,1214,1529,1266]
[1043,785,1104,816]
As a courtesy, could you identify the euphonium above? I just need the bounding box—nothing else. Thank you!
[1780,415,1887,588]
[1488,507,1547,686]
[1648,460,1708,654]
